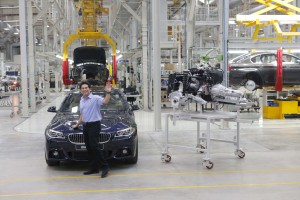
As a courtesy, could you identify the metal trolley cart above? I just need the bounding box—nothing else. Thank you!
[161,110,253,169]
[0,91,21,117]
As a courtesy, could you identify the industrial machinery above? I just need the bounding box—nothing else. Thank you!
[162,64,253,169]
[167,65,253,110]
[62,0,117,86]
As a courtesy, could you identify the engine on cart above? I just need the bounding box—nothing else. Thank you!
[167,64,253,109]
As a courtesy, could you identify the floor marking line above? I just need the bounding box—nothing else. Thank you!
[1,167,300,183]
[1,181,300,197]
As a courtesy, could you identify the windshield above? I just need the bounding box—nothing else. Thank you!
[59,92,126,113]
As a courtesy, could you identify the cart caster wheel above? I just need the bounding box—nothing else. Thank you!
[235,150,245,158]
[161,154,171,163]
[203,160,214,169]
[197,145,206,154]
[10,112,14,118]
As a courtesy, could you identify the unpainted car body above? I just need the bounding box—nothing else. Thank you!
[228,52,300,89]
[45,89,138,166]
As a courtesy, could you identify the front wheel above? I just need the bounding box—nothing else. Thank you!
[244,80,256,91]
[243,73,263,91]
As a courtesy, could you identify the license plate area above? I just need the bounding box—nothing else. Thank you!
[75,145,87,151]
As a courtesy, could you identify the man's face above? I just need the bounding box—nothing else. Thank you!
[80,84,91,97]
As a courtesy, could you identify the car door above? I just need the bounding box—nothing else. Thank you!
[282,54,300,85]
[258,53,277,85]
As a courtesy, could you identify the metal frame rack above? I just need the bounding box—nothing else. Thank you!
[161,109,253,169]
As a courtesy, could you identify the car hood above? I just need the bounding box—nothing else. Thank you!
[48,112,136,133]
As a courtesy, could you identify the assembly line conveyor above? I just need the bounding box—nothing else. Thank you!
[161,110,253,169]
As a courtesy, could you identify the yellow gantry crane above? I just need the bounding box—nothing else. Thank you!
[236,0,300,41]
[62,0,117,86]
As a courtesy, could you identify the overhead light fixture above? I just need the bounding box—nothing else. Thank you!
[56,55,63,60]
[229,20,236,25]
[116,54,123,60]
[3,23,12,31]
[13,27,19,35]
[228,50,248,54]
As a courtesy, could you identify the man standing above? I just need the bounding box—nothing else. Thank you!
[72,81,111,178]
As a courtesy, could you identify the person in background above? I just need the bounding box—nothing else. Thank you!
[71,80,112,178]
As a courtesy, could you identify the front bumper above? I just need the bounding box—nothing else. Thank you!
[45,134,138,162]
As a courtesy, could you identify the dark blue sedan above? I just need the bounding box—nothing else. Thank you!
[45,89,138,166]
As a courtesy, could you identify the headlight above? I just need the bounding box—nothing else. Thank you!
[46,129,65,139]
[115,127,136,137]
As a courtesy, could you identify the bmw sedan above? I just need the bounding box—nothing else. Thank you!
[45,89,138,166]
[228,52,300,90]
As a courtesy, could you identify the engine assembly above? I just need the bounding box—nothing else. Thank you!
[167,64,253,110]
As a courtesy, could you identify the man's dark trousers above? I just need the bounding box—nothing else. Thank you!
[83,121,108,171]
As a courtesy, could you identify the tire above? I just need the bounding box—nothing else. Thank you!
[244,73,263,89]
[45,153,60,166]
[126,142,138,164]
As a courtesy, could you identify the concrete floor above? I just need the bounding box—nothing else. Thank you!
[1,93,300,199]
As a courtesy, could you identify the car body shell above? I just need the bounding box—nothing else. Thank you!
[44,89,138,165]
[228,52,300,88]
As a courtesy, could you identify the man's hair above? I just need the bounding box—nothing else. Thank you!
[79,81,91,89]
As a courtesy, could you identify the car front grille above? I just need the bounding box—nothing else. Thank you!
[68,133,111,144]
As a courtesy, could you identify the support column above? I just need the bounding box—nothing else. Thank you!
[160,0,168,41]
[142,0,149,110]
[221,0,229,87]
[44,61,50,102]
[131,19,138,49]
[152,0,161,131]
[19,0,29,117]
[60,34,65,91]
[221,0,229,129]
[0,53,4,77]
[27,0,36,112]
[55,70,59,94]
[52,1,58,52]
[43,13,50,102]
[177,25,182,72]
[186,0,195,69]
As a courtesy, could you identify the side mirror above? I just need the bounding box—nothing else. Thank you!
[47,106,57,112]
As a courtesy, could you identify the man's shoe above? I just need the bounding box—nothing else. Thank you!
[83,169,99,175]
[101,168,110,178]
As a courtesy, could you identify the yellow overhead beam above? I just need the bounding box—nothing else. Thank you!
[63,30,117,60]
[236,0,300,41]
[271,0,300,12]
[255,0,295,15]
